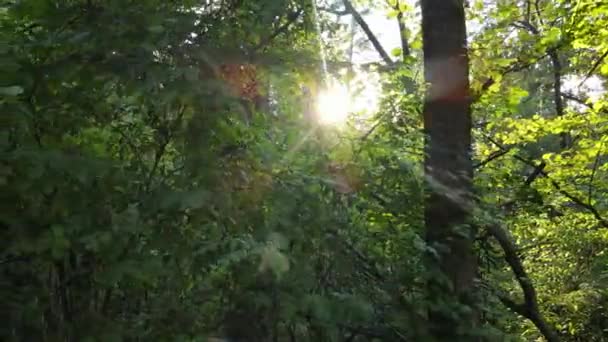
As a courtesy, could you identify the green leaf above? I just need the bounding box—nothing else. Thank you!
[507,87,529,107]
[540,27,561,46]
[411,39,422,50]
[600,63,608,76]
[387,9,399,19]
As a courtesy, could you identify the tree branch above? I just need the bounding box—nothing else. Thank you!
[524,161,545,186]
[474,56,541,101]
[474,149,510,169]
[317,6,349,16]
[562,92,593,109]
[587,140,604,204]
[477,18,569,104]
[397,11,410,58]
[579,49,608,87]
[342,0,394,65]
[484,135,608,229]
[254,9,304,51]
[511,20,567,146]
[388,0,411,59]
[487,224,560,342]
[548,49,567,148]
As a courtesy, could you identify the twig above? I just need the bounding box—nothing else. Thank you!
[562,92,593,109]
[587,140,604,204]
[523,159,608,228]
[484,135,608,229]
[359,120,382,143]
[115,125,145,166]
[578,50,608,88]
[524,161,545,186]
[534,0,545,26]
[317,6,349,16]
[474,56,542,102]
[473,149,510,169]
[143,106,185,192]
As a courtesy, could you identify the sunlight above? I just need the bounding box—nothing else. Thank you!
[316,81,351,125]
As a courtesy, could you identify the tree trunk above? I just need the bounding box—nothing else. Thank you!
[420,0,476,338]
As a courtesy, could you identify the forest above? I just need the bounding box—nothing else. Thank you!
[1,0,608,341]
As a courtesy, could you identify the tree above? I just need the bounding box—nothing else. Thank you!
[420,0,476,338]
[3,0,608,340]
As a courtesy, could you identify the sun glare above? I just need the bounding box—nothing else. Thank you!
[316,81,351,125]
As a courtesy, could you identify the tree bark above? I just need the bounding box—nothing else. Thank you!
[420,0,476,338]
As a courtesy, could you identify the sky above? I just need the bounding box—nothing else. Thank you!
[350,11,403,64]
[319,7,406,118]
[313,2,605,126]
[337,4,604,107]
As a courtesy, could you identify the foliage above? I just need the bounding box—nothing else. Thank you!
[1,0,608,341]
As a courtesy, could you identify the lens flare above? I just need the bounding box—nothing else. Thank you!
[316,82,350,125]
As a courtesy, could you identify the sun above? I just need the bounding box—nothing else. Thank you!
[316,81,351,125]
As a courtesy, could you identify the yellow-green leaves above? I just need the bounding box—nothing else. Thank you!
[494,111,605,145]
[540,27,562,48]
[507,87,529,108]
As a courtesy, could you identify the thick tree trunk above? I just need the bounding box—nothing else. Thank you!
[420,0,476,338]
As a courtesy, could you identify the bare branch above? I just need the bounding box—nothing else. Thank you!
[587,140,604,204]
[524,161,545,186]
[317,6,349,16]
[342,0,394,65]
[359,120,382,143]
[474,149,510,169]
[579,49,608,87]
[562,92,593,109]
[487,224,560,342]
